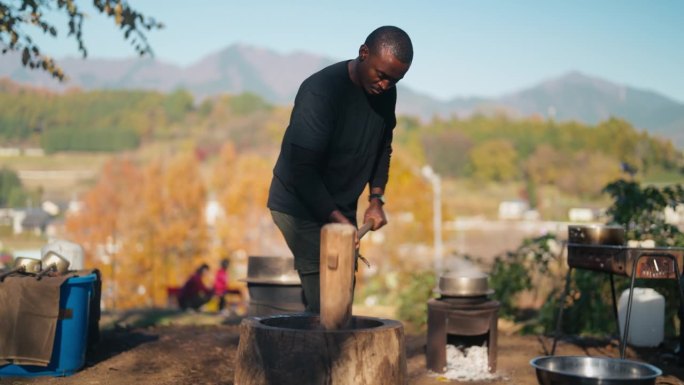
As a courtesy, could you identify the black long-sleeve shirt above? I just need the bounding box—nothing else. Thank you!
[267,60,396,223]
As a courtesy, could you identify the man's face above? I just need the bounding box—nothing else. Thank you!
[357,45,411,95]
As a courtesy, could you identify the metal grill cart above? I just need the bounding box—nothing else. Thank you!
[552,225,684,359]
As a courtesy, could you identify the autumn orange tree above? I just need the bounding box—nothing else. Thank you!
[153,152,208,295]
[119,152,208,308]
[468,139,520,182]
[66,151,209,309]
[381,151,433,262]
[65,157,143,309]
[210,142,283,261]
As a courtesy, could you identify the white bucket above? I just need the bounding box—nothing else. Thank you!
[41,240,85,270]
[617,288,665,347]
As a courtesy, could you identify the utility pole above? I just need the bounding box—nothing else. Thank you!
[421,165,443,274]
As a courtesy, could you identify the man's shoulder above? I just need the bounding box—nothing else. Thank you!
[311,60,349,79]
[300,60,350,94]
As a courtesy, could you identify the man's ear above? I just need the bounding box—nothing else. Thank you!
[358,44,369,61]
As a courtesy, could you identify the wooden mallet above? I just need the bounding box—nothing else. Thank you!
[320,220,374,330]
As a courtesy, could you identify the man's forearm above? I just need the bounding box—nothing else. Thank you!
[328,209,353,225]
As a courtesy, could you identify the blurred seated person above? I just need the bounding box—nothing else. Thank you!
[178,263,213,311]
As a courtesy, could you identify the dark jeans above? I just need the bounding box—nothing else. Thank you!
[271,210,359,314]
[217,295,226,311]
[271,210,322,313]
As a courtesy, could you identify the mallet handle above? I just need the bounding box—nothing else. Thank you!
[358,220,374,239]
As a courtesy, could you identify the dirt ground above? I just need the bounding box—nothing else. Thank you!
[2,311,684,385]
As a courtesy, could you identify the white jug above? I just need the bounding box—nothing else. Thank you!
[617,288,665,347]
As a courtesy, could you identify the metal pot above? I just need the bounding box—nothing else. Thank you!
[0,257,42,282]
[241,255,300,285]
[241,256,304,317]
[437,272,493,297]
[568,225,625,246]
[35,251,71,280]
[530,356,661,385]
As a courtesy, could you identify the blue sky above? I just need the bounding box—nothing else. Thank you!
[32,0,684,102]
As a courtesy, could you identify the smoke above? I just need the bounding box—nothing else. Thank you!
[442,257,485,277]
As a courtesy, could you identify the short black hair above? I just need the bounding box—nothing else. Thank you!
[364,26,413,64]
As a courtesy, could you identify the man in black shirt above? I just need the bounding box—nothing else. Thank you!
[268,26,413,312]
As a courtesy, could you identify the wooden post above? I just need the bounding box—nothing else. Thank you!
[320,223,356,330]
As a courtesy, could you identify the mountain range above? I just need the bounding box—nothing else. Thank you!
[1,44,683,147]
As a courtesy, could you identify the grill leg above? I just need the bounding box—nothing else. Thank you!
[609,274,620,338]
[620,262,640,359]
[672,260,684,363]
[551,268,573,355]
[678,280,684,363]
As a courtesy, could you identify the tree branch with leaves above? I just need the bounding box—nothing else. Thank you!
[0,0,162,80]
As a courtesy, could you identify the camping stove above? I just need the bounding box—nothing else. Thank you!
[426,273,500,373]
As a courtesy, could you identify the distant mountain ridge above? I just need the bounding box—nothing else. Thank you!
[0,44,333,102]
[1,44,683,147]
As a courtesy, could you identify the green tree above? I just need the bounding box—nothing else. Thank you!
[413,115,682,185]
[0,0,162,80]
[0,167,27,207]
[162,89,194,123]
[468,139,519,181]
[227,92,272,116]
[421,130,473,177]
[556,151,623,198]
[525,144,563,185]
[0,83,182,151]
[396,270,436,332]
[489,234,559,319]
[603,179,684,246]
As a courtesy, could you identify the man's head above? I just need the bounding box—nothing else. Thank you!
[355,26,413,95]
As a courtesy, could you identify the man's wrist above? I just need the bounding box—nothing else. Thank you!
[369,193,385,205]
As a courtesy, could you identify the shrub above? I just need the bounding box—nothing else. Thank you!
[396,270,437,332]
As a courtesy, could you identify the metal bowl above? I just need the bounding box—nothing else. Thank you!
[0,257,42,281]
[530,356,661,385]
[568,225,625,246]
[14,256,43,274]
[36,251,71,280]
[437,272,493,297]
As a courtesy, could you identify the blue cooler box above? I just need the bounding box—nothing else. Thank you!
[0,273,97,377]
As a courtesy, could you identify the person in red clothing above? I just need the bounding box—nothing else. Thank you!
[214,258,230,312]
[177,263,213,311]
